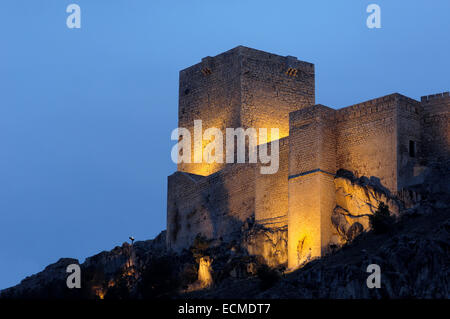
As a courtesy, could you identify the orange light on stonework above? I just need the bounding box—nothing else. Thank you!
[95,289,105,300]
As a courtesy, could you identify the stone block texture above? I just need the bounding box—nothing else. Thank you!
[287,105,336,268]
[177,46,314,176]
[167,46,449,268]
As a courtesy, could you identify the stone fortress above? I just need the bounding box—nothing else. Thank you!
[166,46,449,269]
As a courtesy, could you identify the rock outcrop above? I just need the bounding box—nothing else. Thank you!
[0,258,79,299]
[241,222,288,267]
[184,198,450,299]
[198,257,214,288]
[0,231,167,299]
[331,170,409,246]
[257,208,450,299]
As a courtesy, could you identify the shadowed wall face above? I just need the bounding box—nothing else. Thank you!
[167,164,256,252]
[254,138,289,228]
[397,96,422,189]
[420,94,450,164]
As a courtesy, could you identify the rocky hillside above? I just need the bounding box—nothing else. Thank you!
[186,204,449,298]
[1,165,449,299]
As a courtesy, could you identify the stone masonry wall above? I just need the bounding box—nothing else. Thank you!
[168,47,449,269]
[178,48,242,176]
[169,47,315,252]
[420,92,450,164]
[336,94,399,192]
[287,105,337,268]
[397,95,422,189]
[239,47,315,140]
[255,137,289,228]
[177,46,315,176]
[167,163,256,252]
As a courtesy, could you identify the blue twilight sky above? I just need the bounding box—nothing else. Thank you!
[0,0,448,289]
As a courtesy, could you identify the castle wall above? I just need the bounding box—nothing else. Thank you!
[167,163,256,252]
[420,92,450,164]
[397,95,422,189]
[254,137,289,228]
[336,94,399,192]
[287,105,336,268]
[178,49,242,176]
[168,46,449,269]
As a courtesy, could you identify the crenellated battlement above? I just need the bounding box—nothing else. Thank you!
[421,91,449,103]
[336,94,396,122]
[335,93,421,122]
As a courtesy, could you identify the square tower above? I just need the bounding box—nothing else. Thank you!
[287,105,337,268]
[177,46,315,176]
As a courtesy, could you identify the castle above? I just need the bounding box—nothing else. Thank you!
[166,46,449,268]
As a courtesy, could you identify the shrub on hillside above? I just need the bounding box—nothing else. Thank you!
[369,202,395,234]
[139,256,180,298]
[257,264,280,290]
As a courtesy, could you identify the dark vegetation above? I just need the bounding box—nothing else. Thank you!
[369,202,396,234]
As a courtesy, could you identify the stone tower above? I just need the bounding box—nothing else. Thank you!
[177,46,315,176]
[287,105,337,268]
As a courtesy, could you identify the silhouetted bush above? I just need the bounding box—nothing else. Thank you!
[104,275,130,300]
[369,202,395,234]
[139,256,180,298]
[179,263,198,289]
[257,264,280,290]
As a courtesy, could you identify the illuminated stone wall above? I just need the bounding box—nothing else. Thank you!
[420,93,450,164]
[177,46,314,176]
[167,163,256,252]
[287,105,336,268]
[239,47,314,140]
[167,46,449,268]
[178,49,242,176]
